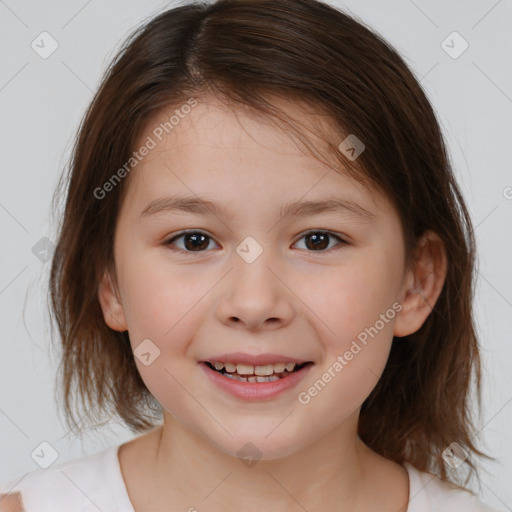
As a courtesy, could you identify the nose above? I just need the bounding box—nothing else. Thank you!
[215,255,295,332]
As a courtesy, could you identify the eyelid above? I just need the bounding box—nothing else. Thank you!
[295,229,348,244]
[165,229,220,250]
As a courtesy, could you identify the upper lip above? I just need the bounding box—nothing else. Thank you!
[200,352,312,366]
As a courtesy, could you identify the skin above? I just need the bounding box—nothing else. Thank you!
[98,95,447,512]
[0,493,24,512]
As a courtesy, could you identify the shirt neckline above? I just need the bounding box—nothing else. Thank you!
[107,443,425,512]
[105,443,137,512]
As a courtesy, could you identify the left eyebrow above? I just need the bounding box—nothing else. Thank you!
[281,198,377,222]
[139,195,377,222]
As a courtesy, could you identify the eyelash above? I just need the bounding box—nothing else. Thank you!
[164,229,348,254]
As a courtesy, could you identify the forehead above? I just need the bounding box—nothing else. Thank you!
[144,95,336,165]
[120,95,393,221]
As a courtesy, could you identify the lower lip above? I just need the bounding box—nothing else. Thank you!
[199,362,314,400]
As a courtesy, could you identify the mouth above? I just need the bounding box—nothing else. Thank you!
[203,360,313,383]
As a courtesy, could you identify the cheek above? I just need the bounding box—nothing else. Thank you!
[295,261,400,423]
[119,259,210,413]
[119,249,208,341]
[301,254,401,342]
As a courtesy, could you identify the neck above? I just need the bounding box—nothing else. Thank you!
[146,412,373,511]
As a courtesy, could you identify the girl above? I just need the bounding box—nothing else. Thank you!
[0,0,502,510]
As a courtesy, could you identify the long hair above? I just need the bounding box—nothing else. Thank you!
[48,0,492,490]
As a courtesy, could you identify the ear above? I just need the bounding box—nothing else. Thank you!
[97,268,128,332]
[393,230,448,337]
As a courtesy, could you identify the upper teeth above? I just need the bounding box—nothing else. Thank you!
[211,362,297,375]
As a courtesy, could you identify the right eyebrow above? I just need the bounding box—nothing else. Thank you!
[139,196,234,220]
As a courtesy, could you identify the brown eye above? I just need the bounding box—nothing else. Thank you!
[165,229,346,255]
[166,231,218,252]
[293,231,345,252]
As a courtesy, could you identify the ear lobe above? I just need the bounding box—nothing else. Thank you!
[97,269,128,332]
[393,230,448,337]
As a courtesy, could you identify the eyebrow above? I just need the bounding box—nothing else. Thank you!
[139,195,377,222]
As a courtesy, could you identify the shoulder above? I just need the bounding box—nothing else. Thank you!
[404,462,501,512]
[0,445,119,512]
[0,492,24,512]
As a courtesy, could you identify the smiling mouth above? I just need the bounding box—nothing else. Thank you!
[204,361,313,382]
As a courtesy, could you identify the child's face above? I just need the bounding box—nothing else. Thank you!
[101,95,412,459]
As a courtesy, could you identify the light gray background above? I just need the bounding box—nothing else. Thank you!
[0,0,511,509]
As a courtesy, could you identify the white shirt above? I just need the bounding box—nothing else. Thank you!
[0,444,501,511]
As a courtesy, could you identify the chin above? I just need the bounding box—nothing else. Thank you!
[210,429,306,462]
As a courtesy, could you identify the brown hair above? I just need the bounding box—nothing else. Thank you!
[48,0,492,490]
